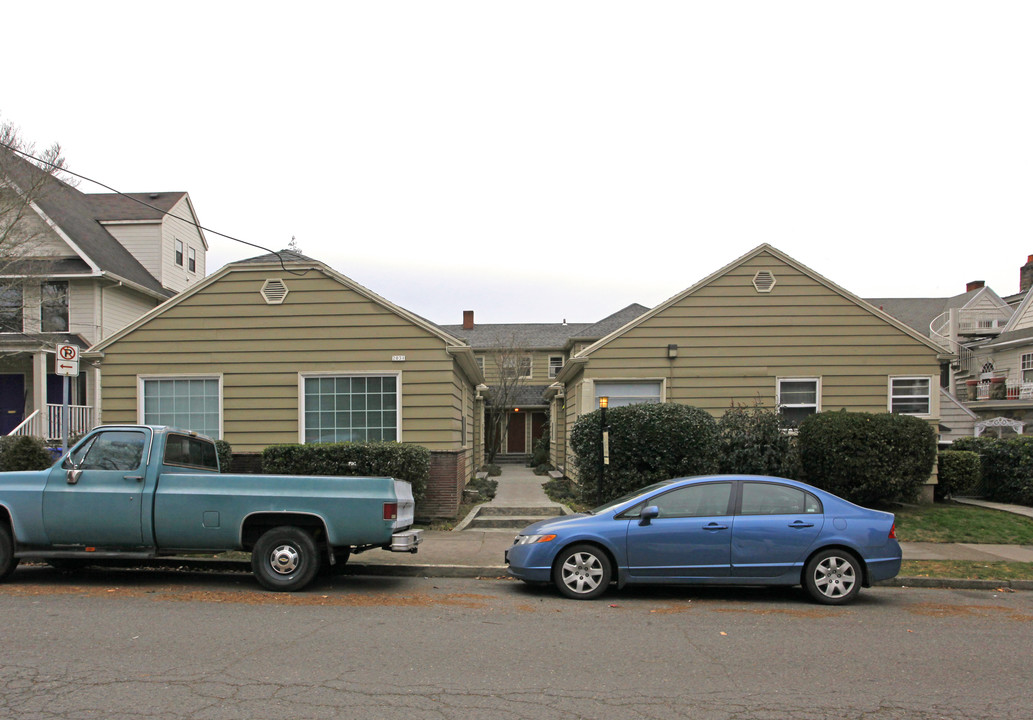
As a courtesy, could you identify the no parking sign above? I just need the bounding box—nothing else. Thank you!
[56,343,79,376]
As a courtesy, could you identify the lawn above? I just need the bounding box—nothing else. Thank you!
[891,502,1033,545]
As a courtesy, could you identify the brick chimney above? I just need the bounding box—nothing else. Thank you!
[966,280,985,292]
[463,310,474,330]
[1021,255,1033,293]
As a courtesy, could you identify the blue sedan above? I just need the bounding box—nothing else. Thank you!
[506,475,901,604]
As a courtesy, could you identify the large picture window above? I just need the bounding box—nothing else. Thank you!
[41,281,69,332]
[303,374,398,443]
[141,377,221,438]
[889,377,931,415]
[777,378,819,427]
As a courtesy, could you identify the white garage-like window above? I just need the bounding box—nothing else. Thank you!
[302,374,399,443]
[594,381,662,408]
[140,376,222,438]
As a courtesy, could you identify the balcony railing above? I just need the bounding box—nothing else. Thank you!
[963,378,1033,402]
[7,405,94,441]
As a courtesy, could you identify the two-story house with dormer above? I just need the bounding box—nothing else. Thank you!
[0,144,206,439]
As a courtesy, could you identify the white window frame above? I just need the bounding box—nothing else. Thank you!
[1022,354,1033,384]
[501,355,533,380]
[188,247,197,273]
[776,377,821,428]
[137,374,224,439]
[298,371,402,444]
[593,379,664,408]
[174,239,184,266]
[549,355,564,379]
[888,376,932,416]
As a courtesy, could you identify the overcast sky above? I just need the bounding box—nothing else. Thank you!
[4,2,1032,324]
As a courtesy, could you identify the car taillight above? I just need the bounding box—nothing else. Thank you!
[384,502,398,521]
[888,523,897,540]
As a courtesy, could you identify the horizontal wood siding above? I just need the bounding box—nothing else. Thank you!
[100,284,157,341]
[160,197,206,292]
[102,223,162,280]
[582,250,942,418]
[99,268,467,452]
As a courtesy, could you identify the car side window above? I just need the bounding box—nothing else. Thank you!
[164,434,219,470]
[77,431,146,471]
[740,482,821,515]
[643,482,733,519]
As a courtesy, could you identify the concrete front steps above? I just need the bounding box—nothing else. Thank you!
[458,504,569,532]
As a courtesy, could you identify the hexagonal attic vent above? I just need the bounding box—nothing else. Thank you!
[752,271,776,293]
[261,278,289,304]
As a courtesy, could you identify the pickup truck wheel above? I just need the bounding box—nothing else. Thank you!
[0,525,18,581]
[252,526,320,592]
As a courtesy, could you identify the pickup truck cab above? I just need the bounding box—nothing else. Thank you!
[0,425,422,591]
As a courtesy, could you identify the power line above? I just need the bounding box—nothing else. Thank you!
[1,141,308,276]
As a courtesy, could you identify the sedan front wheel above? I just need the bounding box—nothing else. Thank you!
[553,544,612,600]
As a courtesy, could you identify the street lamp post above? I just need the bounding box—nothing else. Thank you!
[598,396,609,507]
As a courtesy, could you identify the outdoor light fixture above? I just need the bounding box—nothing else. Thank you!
[668,344,678,359]
[599,396,609,409]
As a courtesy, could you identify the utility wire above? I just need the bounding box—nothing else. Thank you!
[1,142,308,276]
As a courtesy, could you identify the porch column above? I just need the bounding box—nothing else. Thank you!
[86,362,102,429]
[33,350,47,437]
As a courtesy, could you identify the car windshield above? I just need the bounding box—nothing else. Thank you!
[589,480,679,515]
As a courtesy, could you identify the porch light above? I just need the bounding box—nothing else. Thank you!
[668,344,678,359]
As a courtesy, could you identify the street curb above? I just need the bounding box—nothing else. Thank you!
[344,563,509,578]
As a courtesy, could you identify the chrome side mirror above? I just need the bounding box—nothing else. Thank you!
[66,468,82,485]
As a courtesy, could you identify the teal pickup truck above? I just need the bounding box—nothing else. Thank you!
[0,425,422,591]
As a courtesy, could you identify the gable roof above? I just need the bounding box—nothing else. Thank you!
[89,250,478,365]
[573,244,949,360]
[441,304,650,351]
[1,144,171,298]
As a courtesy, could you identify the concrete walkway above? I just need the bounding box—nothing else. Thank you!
[343,467,1033,588]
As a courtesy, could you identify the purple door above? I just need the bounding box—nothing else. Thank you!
[0,374,25,435]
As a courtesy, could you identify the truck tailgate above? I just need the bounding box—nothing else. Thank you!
[393,480,416,529]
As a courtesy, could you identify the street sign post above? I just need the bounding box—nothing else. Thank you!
[55,344,80,452]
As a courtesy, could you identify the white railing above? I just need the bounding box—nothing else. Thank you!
[8,410,42,437]
[930,308,1010,350]
[45,404,93,440]
[6,406,93,440]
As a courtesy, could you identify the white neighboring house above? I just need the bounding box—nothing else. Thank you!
[1,145,206,440]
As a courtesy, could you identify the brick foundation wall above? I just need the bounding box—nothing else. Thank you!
[419,449,469,520]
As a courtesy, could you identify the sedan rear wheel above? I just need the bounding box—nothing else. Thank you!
[804,549,861,605]
[553,544,611,600]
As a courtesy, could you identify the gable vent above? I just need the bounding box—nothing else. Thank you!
[752,271,776,293]
[261,278,289,304]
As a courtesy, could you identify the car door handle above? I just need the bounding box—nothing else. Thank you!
[124,475,144,482]
[788,521,815,529]
[703,523,728,531]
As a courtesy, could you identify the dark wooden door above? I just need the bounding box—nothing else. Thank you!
[507,412,526,453]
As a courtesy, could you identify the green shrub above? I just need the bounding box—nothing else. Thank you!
[935,450,981,500]
[952,436,1033,506]
[480,464,502,477]
[0,435,54,472]
[570,403,718,505]
[796,411,936,505]
[531,431,550,467]
[717,402,800,478]
[215,439,233,473]
[465,475,498,501]
[261,442,430,504]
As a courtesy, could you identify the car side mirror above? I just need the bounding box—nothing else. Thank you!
[66,467,82,485]
[639,505,659,526]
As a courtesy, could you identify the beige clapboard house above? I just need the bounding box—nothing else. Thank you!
[88,251,483,517]
[548,245,947,498]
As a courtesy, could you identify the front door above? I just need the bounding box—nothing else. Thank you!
[507,412,526,453]
[42,428,150,547]
[0,374,25,435]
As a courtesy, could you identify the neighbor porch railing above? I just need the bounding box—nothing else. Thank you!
[7,405,94,441]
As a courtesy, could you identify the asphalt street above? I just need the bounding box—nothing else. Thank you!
[1,564,1031,720]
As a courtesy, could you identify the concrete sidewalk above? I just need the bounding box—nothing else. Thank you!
[346,467,1033,589]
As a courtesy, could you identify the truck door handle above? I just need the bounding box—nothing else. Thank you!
[124,475,144,482]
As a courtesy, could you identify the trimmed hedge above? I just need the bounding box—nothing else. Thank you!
[716,403,800,478]
[570,403,718,505]
[261,442,429,504]
[215,440,233,473]
[951,436,1033,507]
[935,450,981,500]
[0,435,54,472]
[797,410,936,505]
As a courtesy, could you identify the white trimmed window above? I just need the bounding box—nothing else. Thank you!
[889,377,931,415]
[549,355,564,378]
[188,247,197,273]
[175,239,184,266]
[1022,354,1033,384]
[302,374,399,443]
[501,356,532,380]
[140,376,222,438]
[595,380,662,408]
[777,378,820,427]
